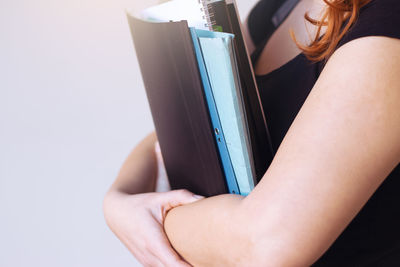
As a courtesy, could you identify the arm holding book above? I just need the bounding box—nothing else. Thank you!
[163,37,400,266]
[104,37,400,266]
[103,133,203,267]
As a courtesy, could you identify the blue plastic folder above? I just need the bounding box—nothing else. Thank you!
[190,28,256,195]
[190,28,240,195]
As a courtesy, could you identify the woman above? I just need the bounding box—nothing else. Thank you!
[104,0,400,265]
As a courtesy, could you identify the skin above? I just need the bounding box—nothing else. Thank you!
[104,0,400,265]
[104,134,204,266]
[164,36,400,266]
[254,0,319,75]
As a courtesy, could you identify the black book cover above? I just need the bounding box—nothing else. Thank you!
[127,15,228,197]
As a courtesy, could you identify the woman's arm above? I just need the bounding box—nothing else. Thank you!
[104,132,203,266]
[107,132,158,195]
[164,36,400,266]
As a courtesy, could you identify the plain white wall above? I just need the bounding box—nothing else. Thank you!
[0,0,258,266]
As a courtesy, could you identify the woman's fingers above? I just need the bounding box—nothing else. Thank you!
[140,253,164,267]
[150,227,192,267]
[133,213,189,266]
[155,190,204,221]
[145,191,196,266]
[105,190,201,267]
[130,239,165,267]
[164,189,205,207]
[149,246,190,267]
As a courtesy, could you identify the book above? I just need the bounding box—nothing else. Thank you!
[143,2,258,194]
[126,0,274,196]
[194,29,256,195]
[127,17,227,196]
[190,28,240,194]
[140,0,209,30]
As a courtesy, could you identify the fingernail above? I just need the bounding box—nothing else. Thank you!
[193,195,205,199]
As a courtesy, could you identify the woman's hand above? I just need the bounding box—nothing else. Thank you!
[104,190,203,267]
[103,132,204,266]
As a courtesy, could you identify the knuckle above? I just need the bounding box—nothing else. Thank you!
[143,241,156,253]
[167,258,183,266]
[142,259,155,267]
[176,189,191,196]
[160,253,183,267]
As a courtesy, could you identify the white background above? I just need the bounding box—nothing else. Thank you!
[0,0,257,266]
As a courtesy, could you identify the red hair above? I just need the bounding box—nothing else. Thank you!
[291,0,371,62]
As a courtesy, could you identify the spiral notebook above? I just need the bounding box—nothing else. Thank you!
[126,0,273,197]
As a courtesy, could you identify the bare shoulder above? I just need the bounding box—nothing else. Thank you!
[322,36,400,88]
[313,36,400,156]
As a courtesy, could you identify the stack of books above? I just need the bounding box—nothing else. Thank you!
[126,0,274,196]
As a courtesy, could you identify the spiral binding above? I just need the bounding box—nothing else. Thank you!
[198,0,217,30]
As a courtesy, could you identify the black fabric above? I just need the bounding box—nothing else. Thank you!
[247,0,283,46]
[248,0,400,265]
[248,0,288,62]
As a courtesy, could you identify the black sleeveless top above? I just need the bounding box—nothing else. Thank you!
[248,0,400,265]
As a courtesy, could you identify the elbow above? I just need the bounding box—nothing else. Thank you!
[239,232,317,267]
[235,206,319,266]
[243,242,313,267]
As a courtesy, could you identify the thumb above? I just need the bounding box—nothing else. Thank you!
[162,189,205,209]
[158,190,205,222]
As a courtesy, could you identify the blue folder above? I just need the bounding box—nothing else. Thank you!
[190,28,256,196]
[190,28,240,194]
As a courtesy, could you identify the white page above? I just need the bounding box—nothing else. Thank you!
[140,0,209,30]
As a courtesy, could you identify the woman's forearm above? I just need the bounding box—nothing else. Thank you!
[108,132,158,195]
[164,194,288,266]
[164,38,400,267]
[164,194,256,267]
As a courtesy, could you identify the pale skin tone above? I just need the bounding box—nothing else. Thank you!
[103,0,400,265]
